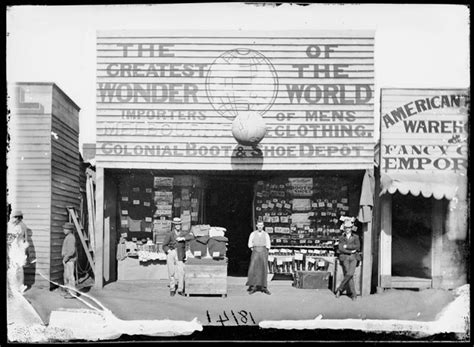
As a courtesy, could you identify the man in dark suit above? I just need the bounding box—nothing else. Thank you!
[335,218,361,301]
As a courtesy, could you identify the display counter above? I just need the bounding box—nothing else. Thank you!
[117,257,169,281]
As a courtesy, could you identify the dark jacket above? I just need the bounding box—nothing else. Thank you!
[162,229,192,261]
[337,233,360,261]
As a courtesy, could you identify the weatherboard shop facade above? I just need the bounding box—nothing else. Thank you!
[93,30,376,293]
[377,88,469,291]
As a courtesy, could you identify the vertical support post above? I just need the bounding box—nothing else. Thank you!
[86,175,96,251]
[104,217,110,282]
[378,193,392,290]
[372,168,381,294]
[361,220,372,296]
[431,198,443,289]
[94,167,104,289]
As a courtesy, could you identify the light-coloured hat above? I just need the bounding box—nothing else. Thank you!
[12,210,23,217]
[343,220,354,228]
[171,217,182,225]
[339,216,355,230]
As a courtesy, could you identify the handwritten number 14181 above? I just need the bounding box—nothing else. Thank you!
[206,310,256,326]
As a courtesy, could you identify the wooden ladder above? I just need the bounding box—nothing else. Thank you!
[85,168,96,251]
[67,206,95,276]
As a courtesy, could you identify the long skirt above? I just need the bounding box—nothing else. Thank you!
[246,246,268,288]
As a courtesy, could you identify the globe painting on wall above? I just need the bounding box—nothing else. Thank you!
[205,48,279,146]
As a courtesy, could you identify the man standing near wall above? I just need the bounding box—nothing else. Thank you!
[335,218,361,300]
[61,222,77,299]
[7,210,29,294]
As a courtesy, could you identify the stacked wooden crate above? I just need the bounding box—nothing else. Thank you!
[184,258,227,297]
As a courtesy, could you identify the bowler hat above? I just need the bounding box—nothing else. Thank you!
[63,222,75,231]
[12,210,23,218]
[171,217,182,225]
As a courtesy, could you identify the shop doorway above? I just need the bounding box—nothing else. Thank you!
[205,176,255,276]
[391,193,432,279]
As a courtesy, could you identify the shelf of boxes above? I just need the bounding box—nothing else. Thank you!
[254,176,351,275]
[117,175,203,262]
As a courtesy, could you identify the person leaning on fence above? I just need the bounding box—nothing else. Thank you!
[7,210,29,294]
[246,220,271,295]
[335,218,361,301]
[162,217,192,297]
[61,222,78,299]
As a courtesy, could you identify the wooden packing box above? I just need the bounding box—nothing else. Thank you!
[184,258,227,297]
[293,271,331,289]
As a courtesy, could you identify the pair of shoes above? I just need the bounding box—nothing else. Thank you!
[177,291,185,296]
[335,290,341,298]
[261,288,271,295]
[170,291,176,297]
[248,288,257,295]
[63,294,76,299]
[351,295,357,301]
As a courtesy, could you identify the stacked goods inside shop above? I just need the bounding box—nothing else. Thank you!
[254,176,359,289]
[116,175,205,263]
[116,175,165,263]
[115,173,229,291]
[187,225,228,259]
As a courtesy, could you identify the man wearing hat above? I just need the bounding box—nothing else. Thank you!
[335,217,361,301]
[61,222,77,299]
[162,217,191,296]
[7,210,29,294]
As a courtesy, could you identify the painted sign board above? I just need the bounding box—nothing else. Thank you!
[96,30,374,170]
[380,88,469,199]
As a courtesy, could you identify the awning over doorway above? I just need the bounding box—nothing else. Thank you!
[380,171,468,240]
[380,172,467,201]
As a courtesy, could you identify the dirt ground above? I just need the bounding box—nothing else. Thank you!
[22,276,456,329]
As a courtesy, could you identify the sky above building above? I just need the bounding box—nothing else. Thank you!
[6,3,470,152]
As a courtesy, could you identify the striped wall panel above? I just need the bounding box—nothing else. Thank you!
[7,83,81,288]
[96,30,375,170]
[50,87,80,284]
[7,83,53,287]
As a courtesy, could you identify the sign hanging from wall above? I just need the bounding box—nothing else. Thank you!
[380,88,469,200]
[96,30,375,170]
